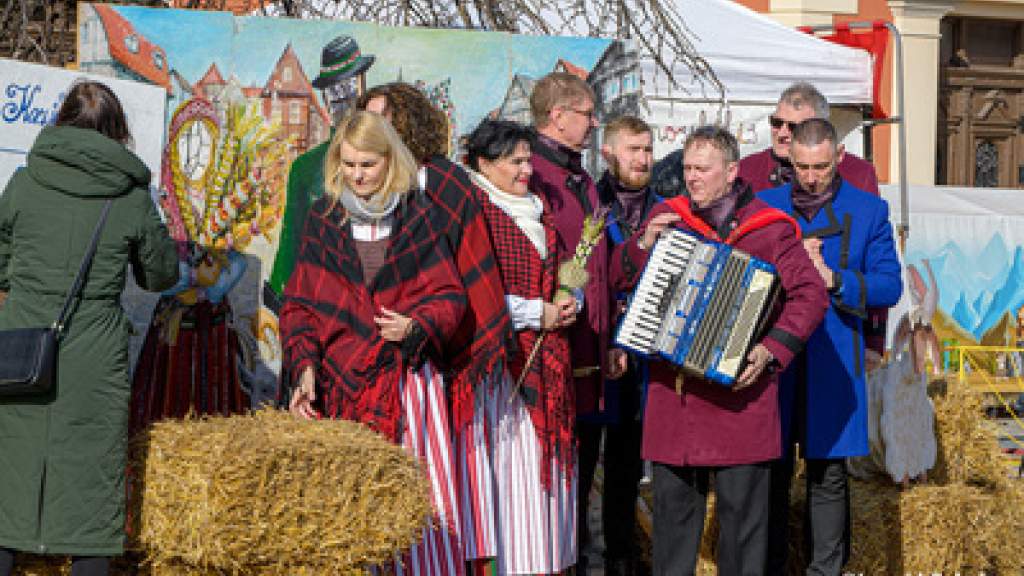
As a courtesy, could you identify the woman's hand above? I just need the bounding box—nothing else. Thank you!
[375,307,413,342]
[542,298,577,330]
[289,366,320,420]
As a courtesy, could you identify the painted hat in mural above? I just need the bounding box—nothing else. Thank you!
[312,35,375,89]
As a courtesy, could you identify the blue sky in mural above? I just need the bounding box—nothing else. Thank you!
[112,5,611,135]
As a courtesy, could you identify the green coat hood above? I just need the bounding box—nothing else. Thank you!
[25,125,151,198]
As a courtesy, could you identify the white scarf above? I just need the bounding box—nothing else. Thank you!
[468,169,547,259]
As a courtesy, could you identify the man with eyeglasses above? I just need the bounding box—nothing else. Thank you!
[758,118,902,576]
[527,72,628,572]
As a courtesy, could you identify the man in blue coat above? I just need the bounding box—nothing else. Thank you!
[758,118,902,575]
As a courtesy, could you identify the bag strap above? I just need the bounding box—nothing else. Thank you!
[53,199,114,335]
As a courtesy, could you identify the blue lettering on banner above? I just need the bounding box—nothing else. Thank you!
[1,83,63,126]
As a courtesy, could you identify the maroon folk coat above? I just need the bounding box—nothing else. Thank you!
[738,148,888,355]
[611,190,828,466]
[529,134,611,416]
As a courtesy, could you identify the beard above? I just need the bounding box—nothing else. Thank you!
[609,156,651,189]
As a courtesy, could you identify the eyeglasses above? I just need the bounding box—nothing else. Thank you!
[769,115,801,132]
[564,106,596,121]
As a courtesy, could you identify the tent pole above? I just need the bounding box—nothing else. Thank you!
[801,21,909,254]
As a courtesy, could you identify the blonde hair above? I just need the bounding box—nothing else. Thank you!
[323,110,419,212]
[529,72,596,129]
[603,115,651,147]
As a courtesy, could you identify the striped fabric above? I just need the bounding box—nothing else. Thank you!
[386,363,466,576]
[457,371,577,575]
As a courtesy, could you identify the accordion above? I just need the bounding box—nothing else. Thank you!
[615,229,780,386]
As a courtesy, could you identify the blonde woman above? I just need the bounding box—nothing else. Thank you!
[279,111,468,575]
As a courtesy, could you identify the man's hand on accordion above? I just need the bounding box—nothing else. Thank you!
[735,344,775,390]
[639,212,682,251]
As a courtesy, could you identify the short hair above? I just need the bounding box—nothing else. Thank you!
[464,119,532,172]
[603,115,652,147]
[55,80,132,145]
[529,72,596,128]
[683,125,739,165]
[791,118,838,152]
[357,82,449,161]
[324,110,419,212]
[779,82,830,118]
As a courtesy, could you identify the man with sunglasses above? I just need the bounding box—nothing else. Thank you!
[758,118,902,576]
[739,82,878,195]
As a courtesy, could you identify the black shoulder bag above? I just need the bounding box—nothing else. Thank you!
[0,199,114,397]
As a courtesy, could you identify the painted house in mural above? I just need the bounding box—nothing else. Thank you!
[588,40,641,123]
[78,4,171,94]
[495,75,537,124]
[192,45,330,158]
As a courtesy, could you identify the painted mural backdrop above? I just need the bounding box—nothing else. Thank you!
[881,185,1024,375]
[77,3,613,408]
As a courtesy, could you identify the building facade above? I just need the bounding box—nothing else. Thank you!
[732,0,1024,188]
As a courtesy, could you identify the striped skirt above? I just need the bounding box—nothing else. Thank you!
[382,363,466,576]
[457,371,577,575]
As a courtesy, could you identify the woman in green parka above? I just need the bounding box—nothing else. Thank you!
[0,81,178,576]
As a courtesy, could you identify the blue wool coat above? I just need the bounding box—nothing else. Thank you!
[759,179,902,458]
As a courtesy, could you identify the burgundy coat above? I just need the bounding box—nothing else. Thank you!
[529,134,611,416]
[739,148,887,355]
[611,190,828,466]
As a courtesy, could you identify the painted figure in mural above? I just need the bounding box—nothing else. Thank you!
[279,111,467,576]
[892,259,941,375]
[526,73,629,572]
[759,118,902,576]
[0,81,178,576]
[130,95,288,431]
[611,126,827,576]
[356,83,514,575]
[592,115,660,576]
[266,35,375,303]
[456,118,579,575]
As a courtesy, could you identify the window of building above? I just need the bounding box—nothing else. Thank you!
[125,34,139,54]
[975,140,999,187]
[153,51,165,71]
[282,66,293,83]
[289,101,302,125]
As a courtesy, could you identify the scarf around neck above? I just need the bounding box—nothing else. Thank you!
[791,174,842,222]
[340,187,402,223]
[468,169,547,259]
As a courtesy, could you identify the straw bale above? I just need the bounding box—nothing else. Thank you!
[931,379,1007,488]
[130,409,432,574]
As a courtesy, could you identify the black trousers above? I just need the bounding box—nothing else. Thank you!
[766,454,850,576]
[577,373,645,564]
[652,462,770,576]
[0,549,109,576]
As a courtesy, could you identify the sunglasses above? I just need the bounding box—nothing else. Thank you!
[769,116,801,132]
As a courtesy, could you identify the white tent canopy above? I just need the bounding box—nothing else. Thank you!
[646,0,874,105]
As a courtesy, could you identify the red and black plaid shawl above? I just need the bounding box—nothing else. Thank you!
[421,156,513,432]
[478,193,574,487]
[279,191,467,441]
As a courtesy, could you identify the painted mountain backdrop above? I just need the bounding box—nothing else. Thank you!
[911,232,1024,341]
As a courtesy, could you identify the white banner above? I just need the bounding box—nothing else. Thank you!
[0,58,166,191]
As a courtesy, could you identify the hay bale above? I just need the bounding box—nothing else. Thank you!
[131,409,432,574]
[931,379,1007,487]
